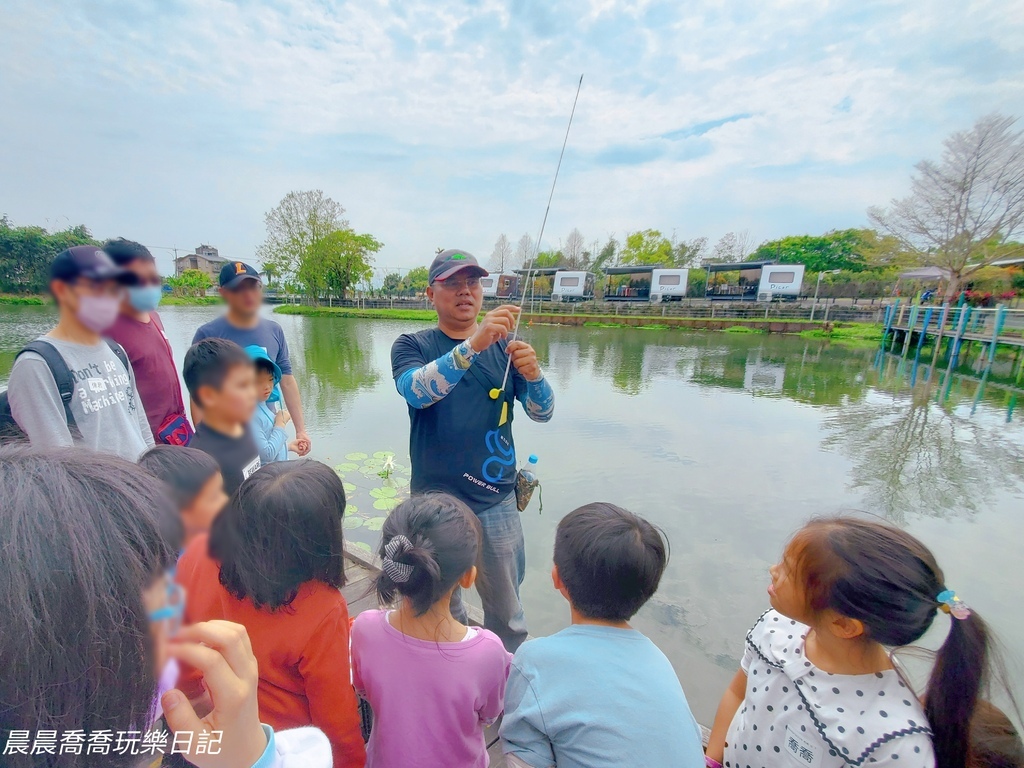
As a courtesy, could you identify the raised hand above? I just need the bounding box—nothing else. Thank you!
[507,340,542,381]
[469,305,520,353]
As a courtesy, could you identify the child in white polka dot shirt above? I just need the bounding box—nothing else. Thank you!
[705,516,1005,768]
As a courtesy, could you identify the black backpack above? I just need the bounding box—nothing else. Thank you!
[0,338,129,443]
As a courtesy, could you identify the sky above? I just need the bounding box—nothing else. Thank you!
[2,0,1023,276]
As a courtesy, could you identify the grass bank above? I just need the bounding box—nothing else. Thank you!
[0,294,47,305]
[275,305,437,321]
[798,323,884,346]
[161,295,222,306]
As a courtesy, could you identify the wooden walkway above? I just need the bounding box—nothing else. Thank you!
[341,548,509,766]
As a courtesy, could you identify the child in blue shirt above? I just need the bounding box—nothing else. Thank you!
[500,502,705,768]
[247,345,296,464]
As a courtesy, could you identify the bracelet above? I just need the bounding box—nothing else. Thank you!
[705,757,723,768]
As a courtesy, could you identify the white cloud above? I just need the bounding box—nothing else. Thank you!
[1,0,1022,272]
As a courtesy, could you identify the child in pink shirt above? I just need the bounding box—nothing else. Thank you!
[351,493,512,767]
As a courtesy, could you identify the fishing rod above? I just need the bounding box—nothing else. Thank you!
[490,73,584,409]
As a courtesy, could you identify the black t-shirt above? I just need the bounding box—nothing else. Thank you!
[189,422,261,495]
[391,328,527,512]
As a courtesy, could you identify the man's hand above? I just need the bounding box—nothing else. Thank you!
[469,305,520,353]
[274,409,291,428]
[507,340,542,381]
[162,621,267,768]
[295,430,312,456]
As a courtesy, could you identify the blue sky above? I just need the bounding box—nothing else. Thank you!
[1,0,1022,275]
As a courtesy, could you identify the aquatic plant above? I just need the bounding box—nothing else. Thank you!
[334,450,412,553]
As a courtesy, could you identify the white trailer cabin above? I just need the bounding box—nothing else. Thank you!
[757,264,805,301]
[551,271,596,302]
[479,276,498,298]
[650,269,689,302]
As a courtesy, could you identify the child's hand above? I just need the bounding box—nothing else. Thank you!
[287,439,300,454]
[275,409,291,428]
[162,621,268,768]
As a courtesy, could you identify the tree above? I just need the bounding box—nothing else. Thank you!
[621,229,673,265]
[400,266,429,296]
[382,272,402,296]
[869,114,1024,298]
[563,228,587,269]
[513,234,534,269]
[591,236,619,272]
[488,234,513,273]
[0,218,98,294]
[748,229,869,272]
[257,190,349,286]
[533,250,564,269]
[296,229,382,302]
[166,268,213,297]
[672,236,708,268]
[711,231,753,263]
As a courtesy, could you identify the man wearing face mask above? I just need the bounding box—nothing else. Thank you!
[104,239,193,445]
[6,245,155,459]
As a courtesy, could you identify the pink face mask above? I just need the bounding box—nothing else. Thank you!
[76,294,121,333]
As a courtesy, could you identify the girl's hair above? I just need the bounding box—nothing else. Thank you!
[210,459,347,610]
[374,493,482,616]
[789,516,994,768]
[139,444,220,512]
[0,446,175,767]
[968,701,1024,768]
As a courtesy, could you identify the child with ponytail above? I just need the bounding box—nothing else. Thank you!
[351,493,512,767]
[707,516,1008,768]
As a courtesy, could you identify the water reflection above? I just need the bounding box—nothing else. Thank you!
[296,317,380,411]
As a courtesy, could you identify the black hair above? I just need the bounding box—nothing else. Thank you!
[103,237,154,265]
[253,357,276,377]
[183,337,252,407]
[209,460,347,610]
[139,444,220,512]
[0,446,175,767]
[553,502,668,622]
[375,493,482,617]
[968,701,1024,768]
[790,517,1013,768]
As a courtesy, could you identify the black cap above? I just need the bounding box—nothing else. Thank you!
[428,249,489,284]
[50,246,139,285]
[219,261,262,289]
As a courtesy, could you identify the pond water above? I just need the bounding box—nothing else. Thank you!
[2,304,1022,724]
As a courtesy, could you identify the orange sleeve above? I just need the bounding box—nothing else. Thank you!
[299,597,366,768]
[173,534,211,700]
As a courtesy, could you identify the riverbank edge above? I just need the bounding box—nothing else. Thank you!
[273,304,884,342]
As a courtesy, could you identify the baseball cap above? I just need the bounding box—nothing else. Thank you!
[428,249,488,284]
[219,261,262,289]
[50,246,139,285]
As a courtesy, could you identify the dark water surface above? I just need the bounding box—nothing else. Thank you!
[2,304,1022,723]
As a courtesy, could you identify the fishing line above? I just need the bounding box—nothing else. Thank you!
[491,73,584,403]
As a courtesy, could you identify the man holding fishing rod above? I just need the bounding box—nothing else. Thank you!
[391,249,555,651]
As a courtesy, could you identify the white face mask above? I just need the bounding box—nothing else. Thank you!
[76,293,121,332]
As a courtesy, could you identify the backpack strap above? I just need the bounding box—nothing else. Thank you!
[18,340,83,440]
[104,338,130,372]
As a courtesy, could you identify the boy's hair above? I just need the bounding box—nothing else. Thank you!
[139,444,220,512]
[253,357,276,378]
[553,502,668,622]
[103,237,155,265]
[374,493,482,616]
[0,446,175,765]
[209,459,347,610]
[183,338,252,407]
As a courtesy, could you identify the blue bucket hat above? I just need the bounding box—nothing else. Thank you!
[245,344,282,403]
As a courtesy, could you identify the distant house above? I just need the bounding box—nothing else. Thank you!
[174,245,228,280]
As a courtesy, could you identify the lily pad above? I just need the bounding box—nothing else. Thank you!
[350,541,373,553]
[334,463,359,473]
[346,504,359,515]
[386,476,410,489]
[345,452,369,461]
[370,487,398,499]
[365,516,387,531]
[373,451,396,460]
[373,497,401,511]
[343,482,357,494]
[342,516,363,529]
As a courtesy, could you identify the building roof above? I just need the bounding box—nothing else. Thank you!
[899,266,951,280]
[603,265,662,275]
[704,260,776,273]
[512,267,561,276]
[177,251,228,262]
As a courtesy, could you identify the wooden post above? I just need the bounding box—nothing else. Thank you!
[931,303,950,368]
[902,305,919,357]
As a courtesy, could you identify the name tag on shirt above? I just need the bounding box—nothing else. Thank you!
[785,725,821,768]
[242,456,261,480]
